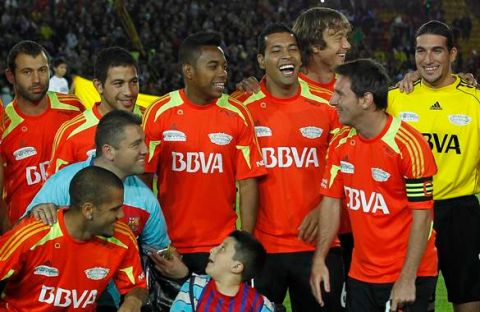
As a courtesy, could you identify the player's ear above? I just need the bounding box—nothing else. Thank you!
[101,143,115,161]
[183,64,193,80]
[231,260,244,275]
[361,92,374,109]
[257,54,266,70]
[5,68,15,85]
[449,47,457,63]
[81,202,95,221]
[93,79,104,95]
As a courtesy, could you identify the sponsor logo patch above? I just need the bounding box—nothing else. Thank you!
[163,130,186,142]
[34,265,59,277]
[84,267,109,281]
[371,168,390,182]
[299,126,323,139]
[14,147,37,160]
[254,126,272,137]
[340,161,354,174]
[208,133,233,145]
[448,114,471,126]
[399,112,419,122]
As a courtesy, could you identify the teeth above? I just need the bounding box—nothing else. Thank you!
[425,66,438,71]
[213,82,225,88]
[279,65,294,70]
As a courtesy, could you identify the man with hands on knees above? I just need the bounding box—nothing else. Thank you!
[310,59,438,312]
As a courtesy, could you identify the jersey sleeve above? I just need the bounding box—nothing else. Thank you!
[398,124,437,209]
[320,133,345,199]
[113,229,148,294]
[138,193,171,248]
[234,104,267,180]
[142,103,163,174]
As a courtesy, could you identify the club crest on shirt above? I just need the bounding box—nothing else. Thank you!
[163,130,187,142]
[85,267,110,280]
[34,265,59,277]
[299,126,323,139]
[448,114,471,126]
[398,112,419,122]
[371,168,390,182]
[255,126,272,137]
[340,161,355,174]
[208,133,233,145]
[13,146,37,160]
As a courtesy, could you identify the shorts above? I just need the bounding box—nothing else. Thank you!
[434,195,480,303]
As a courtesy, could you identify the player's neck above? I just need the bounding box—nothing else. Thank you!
[54,74,64,79]
[97,101,115,116]
[213,276,242,296]
[422,74,456,89]
[63,210,95,241]
[303,61,335,84]
[356,111,388,139]
[265,77,298,98]
[15,94,49,116]
[94,158,127,181]
[184,86,217,105]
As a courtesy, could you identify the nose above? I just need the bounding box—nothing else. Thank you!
[140,140,148,156]
[117,206,125,220]
[424,51,433,63]
[31,70,40,83]
[330,94,339,107]
[342,37,352,50]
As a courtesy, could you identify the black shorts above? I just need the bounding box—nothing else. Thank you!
[255,248,345,312]
[347,276,437,312]
[434,195,480,304]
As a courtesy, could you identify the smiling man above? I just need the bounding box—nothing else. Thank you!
[1,40,84,227]
[47,47,144,176]
[388,20,480,312]
[142,32,266,275]
[233,23,343,311]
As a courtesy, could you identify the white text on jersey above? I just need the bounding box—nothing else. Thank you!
[172,152,223,173]
[262,147,319,168]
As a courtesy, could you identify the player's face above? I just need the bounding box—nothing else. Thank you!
[330,75,362,126]
[188,46,227,103]
[112,124,148,177]
[258,32,301,88]
[206,237,240,279]
[92,186,124,237]
[8,52,50,103]
[54,63,68,77]
[415,34,457,88]
[96,65,139,112]
[317,27,351,69]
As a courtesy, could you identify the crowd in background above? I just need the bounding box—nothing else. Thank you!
[0,0,479,98]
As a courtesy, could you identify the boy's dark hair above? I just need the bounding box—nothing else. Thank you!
[94,47,138,84]
[7,40,50,73]
[415,20,454,51]
[293,7,351,66]
[53,57,67,68]
[95,110,142,156]
[229,230,267,281]
[335,58,390,110]
[69,166,124,210]
[178,32,223,66]
[257,23,299,55]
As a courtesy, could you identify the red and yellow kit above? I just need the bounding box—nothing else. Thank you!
[0,209,146,311]
[143,89,266,253]
[321,115,438,283]
[0,92,84,224]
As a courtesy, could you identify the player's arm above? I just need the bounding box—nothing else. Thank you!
[235,76,261,93]
[0,155,10,233]
[118,287,148,312]
[396,70,477,93]
[390,208,433,311]
[238,178,259,233]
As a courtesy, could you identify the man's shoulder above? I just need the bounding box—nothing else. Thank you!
[50,160,89,181]
[144,90,184,119]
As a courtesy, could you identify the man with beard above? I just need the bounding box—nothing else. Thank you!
[1,40,84,229]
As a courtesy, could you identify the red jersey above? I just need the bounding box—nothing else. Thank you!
[0,209,146,311]
[142,89,266,253]
[234,80,340,253]
[321,115,438,283]
[47,103,145,176]
[0,92,84,224]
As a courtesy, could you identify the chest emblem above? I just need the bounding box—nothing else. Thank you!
[300,126,323,139]
[163,130,187,142]
[255,126,272,137]
[208,133,233,145]
[14,146,37,160]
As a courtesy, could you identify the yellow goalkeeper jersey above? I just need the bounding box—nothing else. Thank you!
[388,75,480,200]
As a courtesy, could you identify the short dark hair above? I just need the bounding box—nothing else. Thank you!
[335,59,390,110]
[95,110,142,156]
[94,47,138,84]
[178,32,222,66]
[69,166,124,210]
[415,20,454,51]
[52,57,67,68]
[257,23,299,55]
[229,230,267,281]
[7,40,50,72]
[293,7,351,66]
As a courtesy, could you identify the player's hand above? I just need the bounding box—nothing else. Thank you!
[389,276,415,311]
[298,207,320,243]
[149,250,189,279]
[309,256,330,306]
[457,72,478,87]
[31,204,59,225]
[235,76,260,93]
[396,71,420,94]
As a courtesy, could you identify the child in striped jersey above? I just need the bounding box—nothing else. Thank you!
[171,231,274,312]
